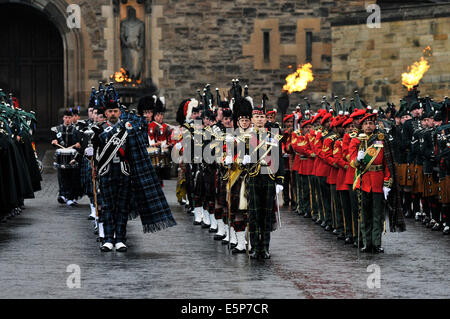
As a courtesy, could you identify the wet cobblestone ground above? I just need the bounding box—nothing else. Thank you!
[0,149,449,299]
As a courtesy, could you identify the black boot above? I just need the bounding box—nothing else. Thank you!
[232,247,246,254]
[360,245,373,253]
[373,246,384,253]
[249,250,259,259]
[432,222,442,231]
[344,236,353,245]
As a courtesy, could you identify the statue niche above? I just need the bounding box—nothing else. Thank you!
[120,6,145,80]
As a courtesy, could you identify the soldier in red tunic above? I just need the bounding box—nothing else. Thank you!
[148,97,173,186]
[349,112,393,253]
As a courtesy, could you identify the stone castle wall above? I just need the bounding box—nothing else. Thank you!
[152,0,370,118]
[331,3,450,108]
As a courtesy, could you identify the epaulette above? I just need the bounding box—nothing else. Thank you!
[51,126,58,133]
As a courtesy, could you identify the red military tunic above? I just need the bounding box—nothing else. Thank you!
[316,131,333,179]
[349,134,392,193]
[148,121,173,146]
[333,139,349,191]
[282,129,294,172]
[310,129,322,176]
[290,130,302,174]
[343,133,357,186]
[301,132,315,176]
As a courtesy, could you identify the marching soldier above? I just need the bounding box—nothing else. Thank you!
[420,110,437,227]
[431,110,448,232]
[316,110,334,231]
[349,111,393,253]
[281,113,295,208]
[200,108,219,231]
[148,97,173,186]
[90,86,176,252]
[401,100,422,218]
[214,106,234,241]
[330,113,348,240]
[297,118,315,219]
[247,101,284,259]
[51,109,82,206]
[223,98,253,253]
[1,92,41,221]
[288,114,302,215]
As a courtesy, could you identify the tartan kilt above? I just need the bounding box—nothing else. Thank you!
[412,164,424,193]
[203,165,216,205]
[405,163,415,187]
[193,165,205,205]
[397,163,407,186]
[247,174,277,233]
[437,176,450,204]
[229,175,245,217]
[80,158,93,197]
[216,170,227,207]
[422,173,438,197]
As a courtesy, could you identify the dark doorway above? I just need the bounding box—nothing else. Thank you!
[0,4,64,140]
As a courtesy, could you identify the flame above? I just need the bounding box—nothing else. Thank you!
[282,63,314,94]
[402,47,432,91]
[111,67,133,83]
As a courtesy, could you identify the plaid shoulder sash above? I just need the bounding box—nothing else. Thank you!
[97,128,128,175]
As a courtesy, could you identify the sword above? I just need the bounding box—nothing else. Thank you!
[275,190,282,229]
[227,164,232,252]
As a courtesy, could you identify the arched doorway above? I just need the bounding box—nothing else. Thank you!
[0,4,63,139]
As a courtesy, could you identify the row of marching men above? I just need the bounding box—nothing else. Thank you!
[173,82,286,260]
[281,89,449,254]
[51,83,176,252]
[0,89,42,223]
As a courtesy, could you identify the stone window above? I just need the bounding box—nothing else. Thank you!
[263,30,271,63]
[306,31,313,63]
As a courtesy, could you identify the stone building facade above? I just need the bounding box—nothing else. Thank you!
[0,0,448,135]
[331,2,450,105]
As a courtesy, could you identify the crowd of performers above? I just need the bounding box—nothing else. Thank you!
[0,89,42,223]
[174,81,449,257]
[51,83,176,252]
[277,89,450,249]
[49,79,449,256]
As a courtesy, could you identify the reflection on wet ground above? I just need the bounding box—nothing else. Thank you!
[0,172,449,298]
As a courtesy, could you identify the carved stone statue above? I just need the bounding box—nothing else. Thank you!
[120,6,145,80]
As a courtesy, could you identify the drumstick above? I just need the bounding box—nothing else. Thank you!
[54,143,78,149]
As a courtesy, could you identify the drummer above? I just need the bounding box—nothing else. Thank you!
[148,97,173,186]
[51,109,81,206]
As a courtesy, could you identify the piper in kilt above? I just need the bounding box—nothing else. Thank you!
[91,85,176,253]
[224,97,253,253]
[214,106,233,241]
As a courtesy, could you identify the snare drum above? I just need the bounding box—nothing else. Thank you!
[148,147,160,167]
[159,149,171,168]
[54,148,78,169]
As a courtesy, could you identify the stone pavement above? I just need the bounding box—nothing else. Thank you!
[0,149,449,299]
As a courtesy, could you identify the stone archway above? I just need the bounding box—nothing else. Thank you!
[0,0,85,139]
